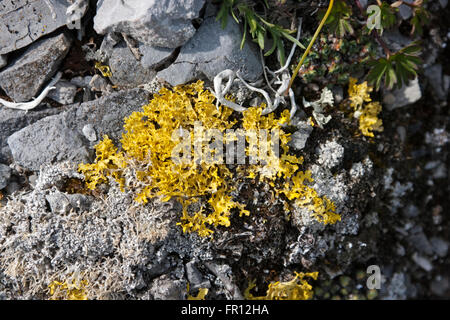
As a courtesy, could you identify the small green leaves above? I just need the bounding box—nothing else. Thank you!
[410,6,430,36]
[367,42,422,90]
[320,0,354,38]
[216,0,304,65]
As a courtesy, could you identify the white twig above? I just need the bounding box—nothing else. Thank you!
[213,70,247,112]
[0,72,62,111]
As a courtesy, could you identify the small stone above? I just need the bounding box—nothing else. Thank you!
[71,76,93,88]
[288,121,313,150]
[82,124,97,142]
[47,80,77,105]
[412,253,433,271]
[0,163,11,189]
[430,237,449,258]
[89,75,109,92]
[398,1,414,20]
[424,64,446,101]
[383,78,422,111]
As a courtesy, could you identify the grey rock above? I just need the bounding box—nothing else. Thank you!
[94,0,205,48]
[408,227,433,255]
[412,253,433,271]
[0,104,66,163]
[424,64,447,101]
[157,16,263,86]
[430,237,449,258]
[0,0,75,55]
[398,0,414,20]
[149,275,187,300]
[88,75,109,92]
[8,89,150,171]
[45,191,92,214]
[0,33,72,102]
[108,41,174,87]
[288,121,313,150]
[70,76,93,88]
[383,78,422,111]
[439,0,448,8]
[383,30,412,53]
[186,261,210,290]
[431,276,449,296]
[0,54,6,68]
[0,163,11,189]
[402,204,420,218]
[47,80,77,105]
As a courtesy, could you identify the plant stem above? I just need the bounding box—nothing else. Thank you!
[286,0,335,95]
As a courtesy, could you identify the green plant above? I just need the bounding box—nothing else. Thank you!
[319,0,354,38]
[216,0,304,65]
[367,41,422,90]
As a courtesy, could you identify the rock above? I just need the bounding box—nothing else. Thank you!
[439,0,448,8]
[71,76,93,88]
[157,16,263,86]
[186,261,210,290]
[383,30,412,53]
[0,33,72,102]
[398,0,414,20]
[149,275,186,300]
[0,0,76,55]
[108,41,174,87]
[0,104,66,163]
[0,54,6,68]
[430,237,449,258]
[88,75,109,92]
[412,253,433,272]
[383,78,422,111]
[47,80,78,105]
[82,124,97,142]
[45,191,92,214]
[0,163,11,189]
[407,227,433,256]
[8,89,150,171]
[424,64,447,101]
[93,0,205,48]
[288,121,313,150]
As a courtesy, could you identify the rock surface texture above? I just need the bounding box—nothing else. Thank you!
[0,33,72,102]
[7,89,150,171]
[93,0,206,48]
[0,0,74,55]
[157,16,263,86]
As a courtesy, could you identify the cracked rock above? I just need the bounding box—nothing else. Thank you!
[0,0,76,55]
[157,15,263,86]
[0,32,72,102]
[94,0,205,48]
[8,89,150,171]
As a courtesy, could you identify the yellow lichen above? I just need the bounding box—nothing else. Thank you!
[48,278,89,300]
[95,61,113,77]
[245,271,318,300]
[348,78,383,137]
[187,286,209,300]
[79,81,340,237]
